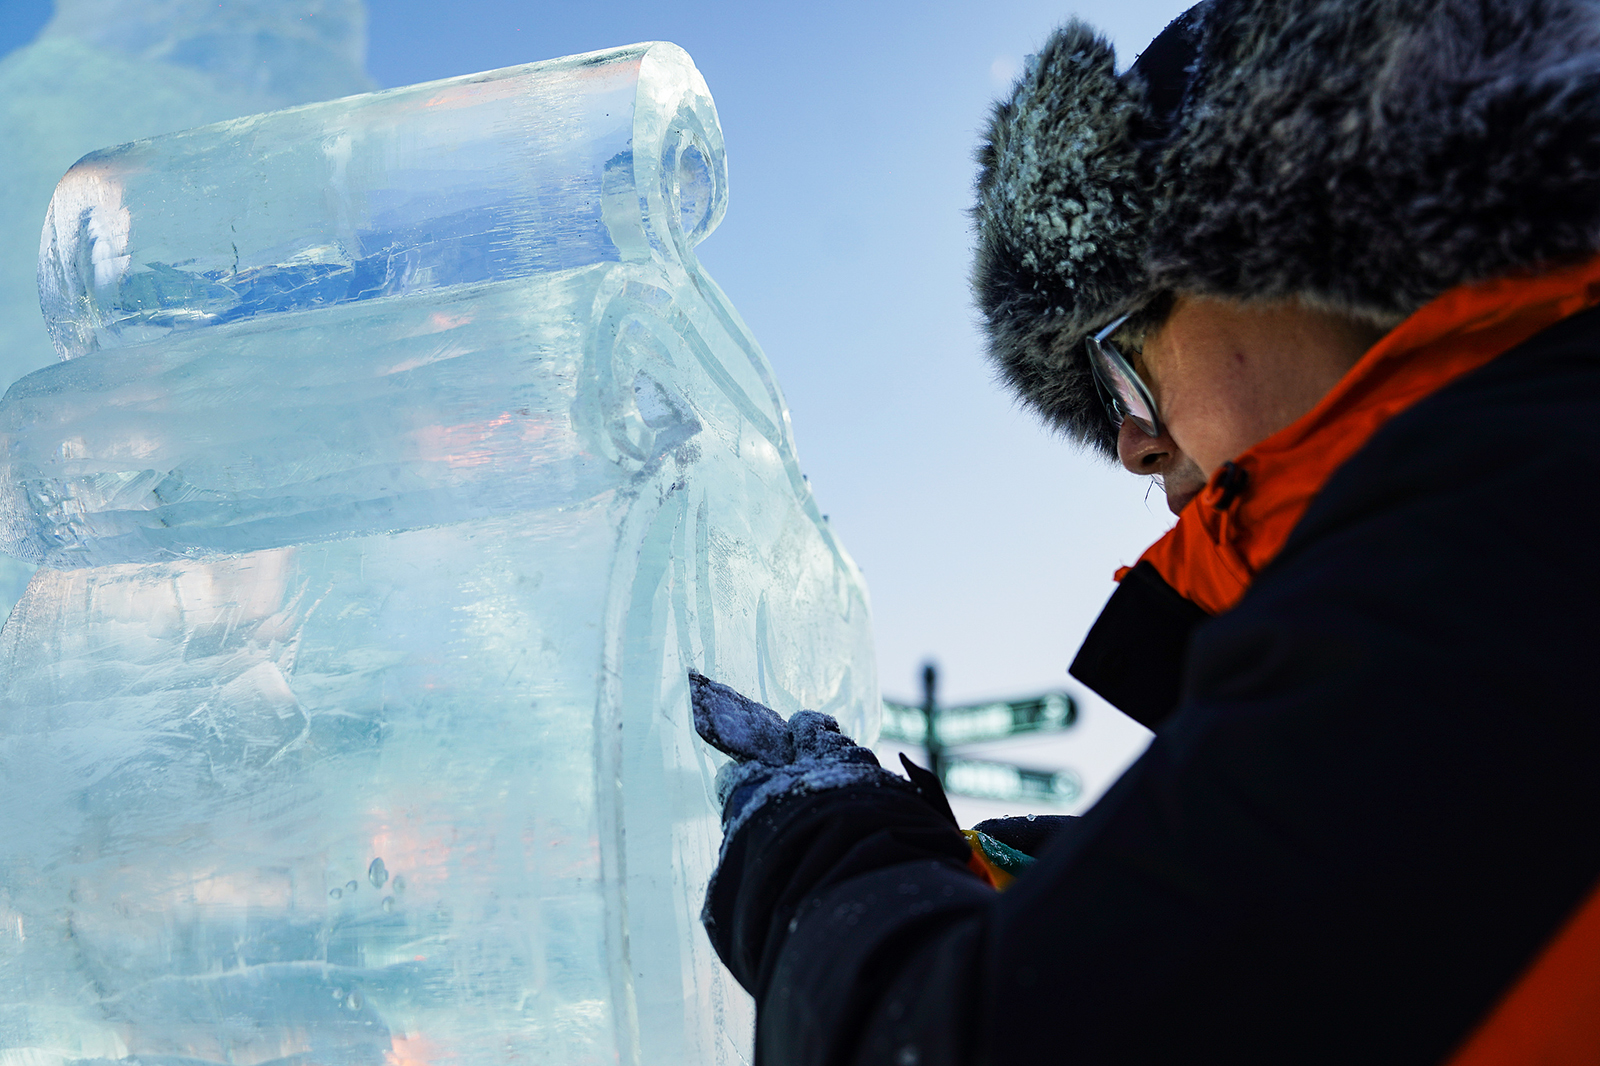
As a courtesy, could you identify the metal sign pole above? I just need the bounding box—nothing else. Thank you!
[921,661,942,784]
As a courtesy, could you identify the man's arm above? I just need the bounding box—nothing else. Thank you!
[705,785,993,1066]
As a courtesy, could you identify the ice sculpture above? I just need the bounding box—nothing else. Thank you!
[0,0,375,617]
[0,43,876,1064]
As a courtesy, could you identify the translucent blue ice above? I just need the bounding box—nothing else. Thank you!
[0,42,876,1064]
[0,0,375,621]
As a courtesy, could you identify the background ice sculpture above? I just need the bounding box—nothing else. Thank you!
[0,42,876,1064]
[0,0,376,616]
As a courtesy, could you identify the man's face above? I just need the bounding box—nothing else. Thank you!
[1115,295,1385,514]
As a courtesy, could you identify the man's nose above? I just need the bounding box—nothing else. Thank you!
[1117,418,1178,475]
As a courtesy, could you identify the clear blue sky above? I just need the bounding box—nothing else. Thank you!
[0,0,1187,713]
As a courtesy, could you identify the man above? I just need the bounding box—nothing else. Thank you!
[693,0,1600,1062]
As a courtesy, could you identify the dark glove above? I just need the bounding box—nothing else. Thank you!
[689,671,907,836]
[692,672,993,1009]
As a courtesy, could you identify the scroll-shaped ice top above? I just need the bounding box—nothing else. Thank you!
[37,41,727,359]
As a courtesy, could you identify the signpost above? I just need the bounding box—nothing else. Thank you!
[941,757,1082,805]
[881,691,1077,746]
[882,664,1083,806]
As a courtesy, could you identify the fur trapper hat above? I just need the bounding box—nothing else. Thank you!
[974,0,1600,457]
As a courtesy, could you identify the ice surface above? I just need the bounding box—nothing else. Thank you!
[0,0,374,618]
[0,43,876,1064]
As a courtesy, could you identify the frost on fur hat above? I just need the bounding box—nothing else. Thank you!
[975,0,1600,458]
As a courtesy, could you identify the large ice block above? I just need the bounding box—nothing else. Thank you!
[0,43,875,1064]
[0,0,375,621]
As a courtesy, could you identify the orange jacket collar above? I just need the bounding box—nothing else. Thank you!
[1127,254,1600,616]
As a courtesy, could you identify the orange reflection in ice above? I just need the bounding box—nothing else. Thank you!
[387,1031,447,1066]
[368,805,457,895]
[427,311,474,332]
[410,410,555,470]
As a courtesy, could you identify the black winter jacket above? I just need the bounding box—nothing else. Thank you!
[704,307,1600,1065]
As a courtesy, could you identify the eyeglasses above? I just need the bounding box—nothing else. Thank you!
[1086,313,1164,439]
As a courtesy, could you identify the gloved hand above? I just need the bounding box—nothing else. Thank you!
[689,671,908,836]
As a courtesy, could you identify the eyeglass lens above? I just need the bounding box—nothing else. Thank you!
[1087,337,1160,438]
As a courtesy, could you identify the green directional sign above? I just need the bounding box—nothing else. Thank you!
[942,757,1082,806]
[881,670,1083,807]
[880,691,1076,746]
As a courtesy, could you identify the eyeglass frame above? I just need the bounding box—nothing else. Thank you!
[1086,312,1165,440]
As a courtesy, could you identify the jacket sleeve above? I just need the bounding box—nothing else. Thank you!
[709,570,1600,1066]
[704,783,997,1066]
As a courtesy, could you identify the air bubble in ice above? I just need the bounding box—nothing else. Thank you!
[368,857,388,888]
